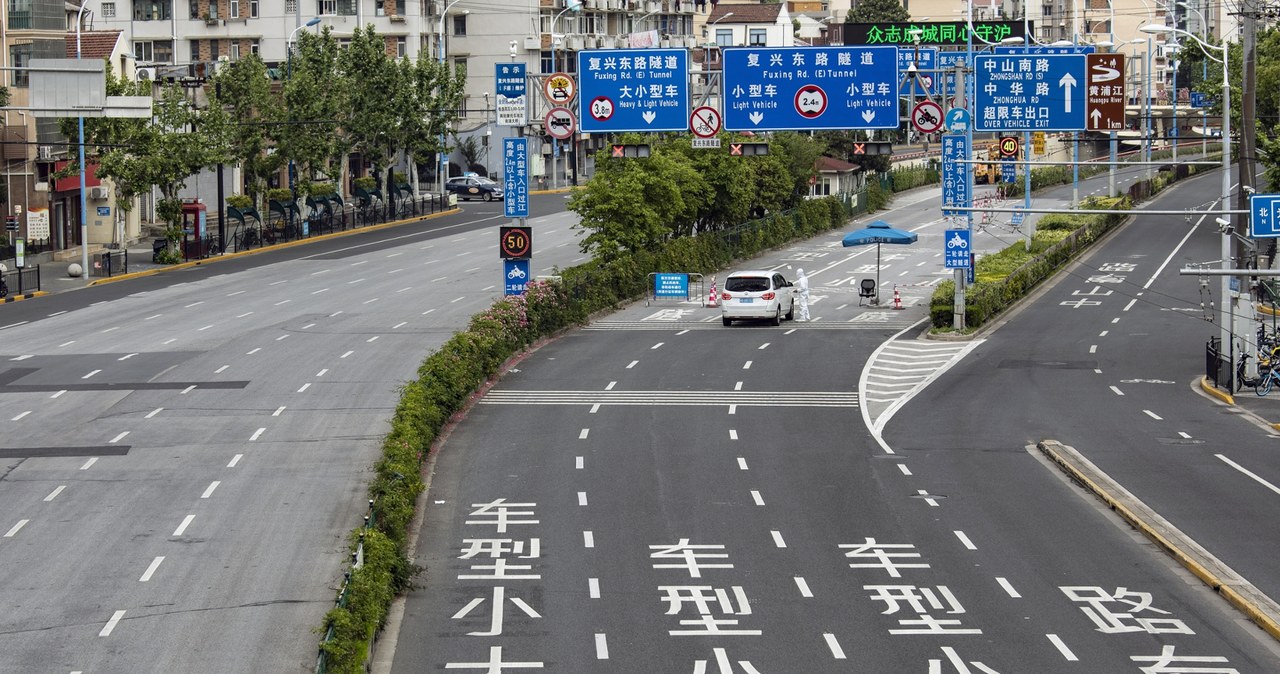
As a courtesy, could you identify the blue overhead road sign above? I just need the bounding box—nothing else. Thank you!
[898,47,937,96]
[724,46,899,131]
[941,135,970,217]
[577,49,689,133]
[503,137,529,219]
[1250,194,1280,239]
[975,54,1087,131]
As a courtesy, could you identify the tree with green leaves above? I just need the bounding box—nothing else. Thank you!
[210,54,281,209]
[341,25,400,195]
[392,52,465,190]
[275,27,346,187]
[95,85,231,262]
[846,0,909,24]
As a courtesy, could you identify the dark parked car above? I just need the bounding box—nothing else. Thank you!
[446,174,504,201]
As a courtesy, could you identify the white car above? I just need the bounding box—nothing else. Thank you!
[720,270,796,326]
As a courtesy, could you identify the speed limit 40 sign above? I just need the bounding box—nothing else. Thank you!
[499,225,532,260]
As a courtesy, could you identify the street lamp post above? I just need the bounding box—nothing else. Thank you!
[1177,0,1210,155]
[287,17,322,208]
[550,0,583,190]
[437,0,467,196]
[704,12,733,73]
[1142,22,1231,373]
[75,1,90,278]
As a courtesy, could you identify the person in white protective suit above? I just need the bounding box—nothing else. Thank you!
[796,268,810,321]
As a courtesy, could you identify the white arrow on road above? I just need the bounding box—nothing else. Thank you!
[748,111,764,125]
[1059,72,1077,113]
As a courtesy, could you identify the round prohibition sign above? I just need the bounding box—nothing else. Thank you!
[690,106,721,138]
[589,96,615,123]
[545,107,576,140]
[999,136,1021,158]
[794,84,827,119]
[911,100,944,134]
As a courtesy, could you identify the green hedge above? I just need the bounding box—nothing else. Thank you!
[314,195,854,672]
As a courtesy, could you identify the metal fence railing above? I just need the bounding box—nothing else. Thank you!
[1,265,40,297]
[315,497,379,674]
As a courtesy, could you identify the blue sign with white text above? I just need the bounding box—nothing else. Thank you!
[1250,194,1280,239]
[495,63,525,97]
[975,54,1087,131]
[937,51,968,97]
[942,134,970,217]
[898,47,937,96]
[577,49,689,133]
[724,46,900,131]
[504,259,530,295]
[1190,92,1209,108]
[503,137,528,219]
[944,229,972,268]
[654,273,690,298]
[1002,160,1017,183]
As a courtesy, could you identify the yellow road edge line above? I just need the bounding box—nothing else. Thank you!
[1199,375,1234,405]
[2,291,47,303]
[85,207,461,288]
[1038,440,1280,642]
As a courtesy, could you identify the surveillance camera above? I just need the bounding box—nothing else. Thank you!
[1243,185,1256,194]
[1216,216,1230,226]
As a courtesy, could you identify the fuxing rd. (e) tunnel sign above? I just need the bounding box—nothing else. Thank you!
[974,54,1086,132]
[724,46,899,131]
[576,49,689,133]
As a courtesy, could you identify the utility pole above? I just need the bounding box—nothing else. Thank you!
[1240,0,1262,267]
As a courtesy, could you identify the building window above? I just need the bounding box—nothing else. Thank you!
[189,0,198,18]
[102,2,116,17]
[715,28,731,46]
[134,0,173,21]
[249,0,257,16]
[134,40,173,62]
[452,14,466,35]
[319,0,335,15]
[396,36,406,57]
[230,42,240,60]
[9,44,30,88]
[453,56,467,79]
[210,39,219,60]
[229,0,238,18]
[250,40,260,55]
[191,39,200,62]
[748,28,766,46]
[286,0,296,13]
[540,50,554,73]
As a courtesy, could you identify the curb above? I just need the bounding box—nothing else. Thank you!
[1037,439,1280,643]
[86,207,461,288]
[1199,375,1235,405]
[2,291,46,303]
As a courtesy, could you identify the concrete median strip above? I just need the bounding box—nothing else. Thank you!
[1037,439,1280,643]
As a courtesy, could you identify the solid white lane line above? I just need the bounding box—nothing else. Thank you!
[823,633,847,659]
[297,383,311,393]
[145,408,162,419]
[1216,454,1280,496]
[1110,386,1124,396]
[595,633,609,660]
[250,428,265,441]
[795,577,813,597]
[743,360,752,369]
[897,464,912,476]
[729,430,738,440]
[80,458,97,470]
[575,456,584,469]
[201,481,220,499]
[579,428,589,439]
[578,492,588,506]
[626,360,638,369]
[11,411,29,421]
[44,486,65,502]
[139,557,164,582]
[770,530,786,548]
[5,520,28,537]
[228,454,243,468]
[172,515,195,537]
[273,406,285,417]
[1047,634,1078,661]
[751,490,765,506]
[737,457,748,470]
[1143,410,1163,420]
[109,432,129,444]
[583,531,594,548]
[996,577,1022,598]
[82,370,101,379]
[588,578,600,598]
[954,531,977,550]
[99,610,126,637]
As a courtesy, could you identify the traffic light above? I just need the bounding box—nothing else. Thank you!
[728,142,769,156]
[851,142,893,156]
[609,144,651,158]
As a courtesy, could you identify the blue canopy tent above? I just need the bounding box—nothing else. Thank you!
[841,220,918,305]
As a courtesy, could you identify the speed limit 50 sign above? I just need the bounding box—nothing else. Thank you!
[499,225,532,260]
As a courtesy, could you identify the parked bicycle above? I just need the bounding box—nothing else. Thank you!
[1257,359,1280,396]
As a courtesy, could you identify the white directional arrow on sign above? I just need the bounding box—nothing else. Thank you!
[1090,61,1120,83]
[1090,108,1102,128]
[861,110,875,123]
[1059,72,1077,113]
[642,110,656,124]
[748,111,764,125]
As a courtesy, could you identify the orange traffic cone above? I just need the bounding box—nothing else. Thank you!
[892,286,904,310]
[707,277,719,308]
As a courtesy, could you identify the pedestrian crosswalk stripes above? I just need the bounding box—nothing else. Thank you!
[479,390,859,407]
